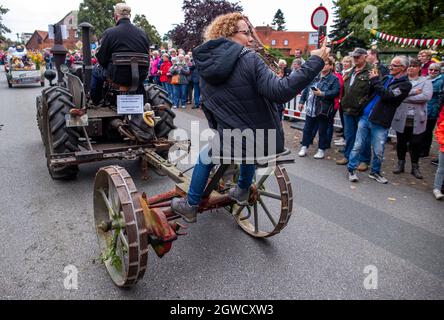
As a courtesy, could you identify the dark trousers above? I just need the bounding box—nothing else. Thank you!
[421,118,438,157]
[187,82,193,103]
[91,65,106,105]
[339,108,345,137]
[302,115,329,150]
[396,122,425,164]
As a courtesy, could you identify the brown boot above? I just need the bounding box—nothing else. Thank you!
[336,157,348,165]
[357,163,369,172]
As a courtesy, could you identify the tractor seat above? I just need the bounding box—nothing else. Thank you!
[111,52,150,93]
[211,148,294,166]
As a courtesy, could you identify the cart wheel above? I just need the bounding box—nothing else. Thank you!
[93,166,149,288]
[232,165,293,238]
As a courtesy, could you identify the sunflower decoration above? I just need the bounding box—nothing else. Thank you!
[28,51,44,69]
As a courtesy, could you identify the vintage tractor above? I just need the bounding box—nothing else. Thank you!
[36,23,180,180]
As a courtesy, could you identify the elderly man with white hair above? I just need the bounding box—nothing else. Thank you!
[347,56,412,184]
[91,3,151,104]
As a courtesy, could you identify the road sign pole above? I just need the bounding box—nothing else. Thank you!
[318,25,327,49]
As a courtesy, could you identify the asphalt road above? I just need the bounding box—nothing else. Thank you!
[0,69,443,300]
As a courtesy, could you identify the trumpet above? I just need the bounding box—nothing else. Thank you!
[244,16,281,74]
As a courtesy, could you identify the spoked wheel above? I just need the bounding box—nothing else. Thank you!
[93,166,149,288]
[231,165,293,238]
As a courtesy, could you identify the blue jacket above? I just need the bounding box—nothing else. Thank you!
[427,74,443,119]
[300,71,340,117]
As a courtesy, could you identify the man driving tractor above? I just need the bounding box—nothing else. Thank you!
[90,3,151,105]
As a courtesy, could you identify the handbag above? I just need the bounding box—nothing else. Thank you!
[171,74,180,85]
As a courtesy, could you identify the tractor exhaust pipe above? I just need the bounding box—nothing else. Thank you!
[79,22,94,96]
[50,24,68,85]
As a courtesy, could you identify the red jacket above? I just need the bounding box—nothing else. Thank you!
[333,72,344,111]
[159,61,172,83]
[421,60,433,77]
[435,112,444,152]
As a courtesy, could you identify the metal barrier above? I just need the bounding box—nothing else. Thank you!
[283,95,397,138]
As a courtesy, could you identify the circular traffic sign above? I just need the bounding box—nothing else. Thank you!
[311,6,329,30]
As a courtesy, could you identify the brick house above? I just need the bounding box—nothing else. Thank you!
[26,10,80,51]
[255,26,317,57]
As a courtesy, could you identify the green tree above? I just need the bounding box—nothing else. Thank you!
[331,0,444,51]
[0,5,11,41]
[271,9,286,31]
[78,0,122,38]
[133,14,161,47]
[169,0,243,50]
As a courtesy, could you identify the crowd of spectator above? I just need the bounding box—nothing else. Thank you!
[148,48,200,109]
[292,47,444,200]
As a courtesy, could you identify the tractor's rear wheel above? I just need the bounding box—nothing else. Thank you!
[44,87,80,180]
[145,84,177,139]
[36,96,45,144]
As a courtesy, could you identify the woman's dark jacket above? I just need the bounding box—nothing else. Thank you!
[192,38,324,157]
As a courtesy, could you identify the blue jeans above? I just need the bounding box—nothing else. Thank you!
[343,114,371,163]
[302,115,329,150]
[162,82,173,100]
[434,152,444,190]
[91,65,106,104]
[173,84,188,108]
[193,82,200,107]
[188,147,256,206]
[348,118,389,174]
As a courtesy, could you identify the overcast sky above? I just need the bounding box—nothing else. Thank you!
[2,0,335,40]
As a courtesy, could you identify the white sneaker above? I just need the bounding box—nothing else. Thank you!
[433,189,444,200]
[348,171,359,182]
[172,106,178,109]
[314,149,325,159]
[298,146,307,157]
[334,138,346,146]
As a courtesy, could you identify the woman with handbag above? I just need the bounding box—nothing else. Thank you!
[298,57,340,159]
[169,54,191,109]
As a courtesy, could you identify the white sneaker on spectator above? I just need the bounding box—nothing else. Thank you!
[348,171,359,182]
[172,106,178,109]
[298,146,307,157]
[314,149,325,159]
[334,137,346,146]
[433,189,444,200]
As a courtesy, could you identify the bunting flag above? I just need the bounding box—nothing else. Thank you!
[331,31,355,45]
[370,29,443,48]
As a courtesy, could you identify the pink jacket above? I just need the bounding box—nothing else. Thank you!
[150,57,161,77]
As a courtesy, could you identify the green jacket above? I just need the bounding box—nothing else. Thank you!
[341,63,373,116]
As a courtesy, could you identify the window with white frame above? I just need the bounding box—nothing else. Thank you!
[284,40,289,46]
[271,39,276,46]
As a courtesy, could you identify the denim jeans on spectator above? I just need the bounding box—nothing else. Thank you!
[193,82,201,107]
[162,82,173,101]
[434,152,444,190]
[343,113,371,163]
[187,146,256,206]
[348,117,389,174]
[326,109,338,148]
[302,115,329,150]
[173,84,188,107]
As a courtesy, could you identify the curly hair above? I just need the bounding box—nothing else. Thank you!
[204,12,246,41]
